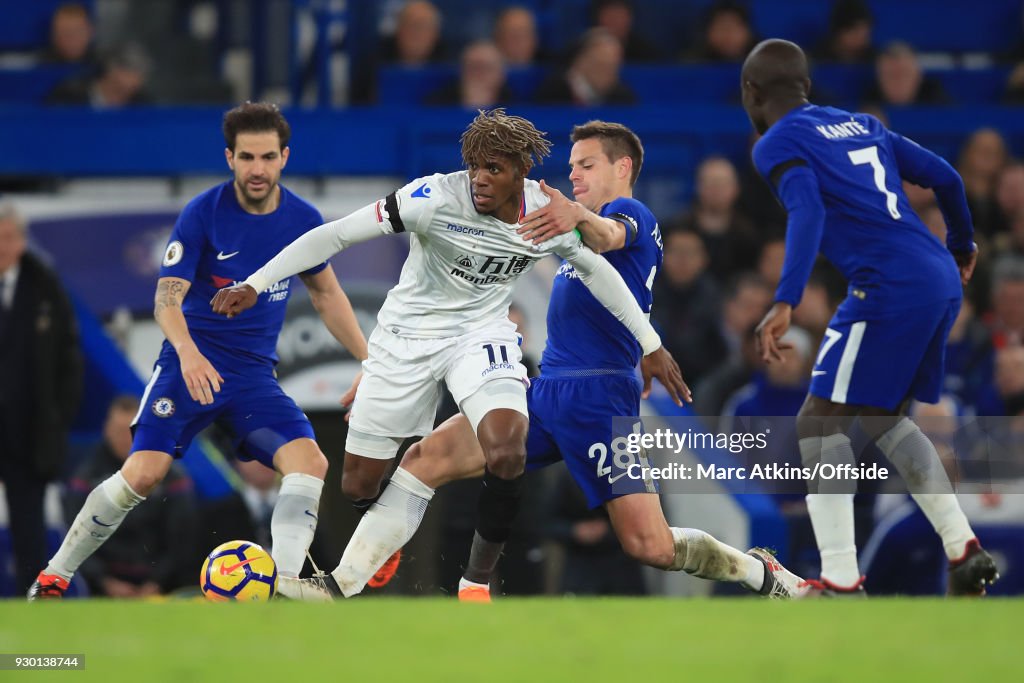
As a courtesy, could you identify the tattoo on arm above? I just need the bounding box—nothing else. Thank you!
[155,279,186,318]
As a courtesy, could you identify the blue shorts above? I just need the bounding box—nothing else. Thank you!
[131,347,315,469]
[810,297,960,411]
[525,371,657,508]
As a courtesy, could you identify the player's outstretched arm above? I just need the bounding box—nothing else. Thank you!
[211,202,394,318]
[155,276,223,405]
[518,180,626,253]
[887,131,978,284]
[558,242,690,405]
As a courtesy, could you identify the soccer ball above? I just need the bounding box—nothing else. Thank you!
[200,540,278,601]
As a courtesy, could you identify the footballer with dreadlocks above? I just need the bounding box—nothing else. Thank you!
[212,108,686,598]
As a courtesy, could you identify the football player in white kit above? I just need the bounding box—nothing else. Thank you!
[212,109,687,596]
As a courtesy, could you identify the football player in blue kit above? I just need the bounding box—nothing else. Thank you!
[743,39,998,596]
[29,103,368,601]
[316,121,806,601]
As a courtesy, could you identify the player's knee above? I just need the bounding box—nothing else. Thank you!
[477,423,527,480]
[619,531,673,569]
[400,440,441,487]
[481,442,525,480]
[795,412,819,440]
[121,465,164,497]
[340,470,382,502]
[303,450,329,479]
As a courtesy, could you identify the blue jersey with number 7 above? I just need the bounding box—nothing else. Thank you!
[753,104,971,314]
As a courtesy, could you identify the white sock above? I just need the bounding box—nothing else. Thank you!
[271,473,324,577]
[876,418,975,559]
[669,527,763,591]
[800,432,861,587]
[47,472,145,580]
[459,577,489,592]
[798,436,823,495]
[806,493,860,587]
[332,467,434,597]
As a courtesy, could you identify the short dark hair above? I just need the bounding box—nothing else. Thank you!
[570,120,644,186]
[223,102,291,151]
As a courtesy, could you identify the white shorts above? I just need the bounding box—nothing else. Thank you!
[346,320,529,459]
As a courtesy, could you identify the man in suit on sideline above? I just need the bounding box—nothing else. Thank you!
[0,202,82,595]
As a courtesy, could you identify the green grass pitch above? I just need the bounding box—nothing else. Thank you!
[1,598,1018,682]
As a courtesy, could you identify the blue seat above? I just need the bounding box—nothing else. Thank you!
[0,65,80,103]
[869,0,1021,53]
[934,67,1013,104]
[377,65,457,105]
[0,0,84,51]
[506,66,545,101]
[622,65,741,103]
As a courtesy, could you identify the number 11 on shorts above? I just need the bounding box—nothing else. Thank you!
[483,343,509,364]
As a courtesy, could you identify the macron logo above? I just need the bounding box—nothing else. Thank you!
[217,251,240,260]
[411,183,431,198]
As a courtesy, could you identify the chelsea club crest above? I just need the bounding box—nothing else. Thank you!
[151,397,176,417]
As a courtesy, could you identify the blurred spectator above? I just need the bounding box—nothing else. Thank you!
[47,44,152,107]
[815,0,875,64]
[651,227,727,387]
[994,208,1024,259]
[591,0,663,63]
[721,273,773,361]
[995,345,1024,416]
[994,163,1024,237]
[987,257,1024,349]
[40,3,96,70]
[493,6,544,67]
[863,42,948,107]
[545,466,646,595]
[1003,62,1024,104]
[426,41,513,107]
[919,202,947,243]
[738,132,787,233]
[195,445,280,561]
[791,268,838,339]
[958,128,1010,238]
[535,28,636,105]
[65,396,198,597]
[693,323,760,426]
[674,156,760,280]
[0,203,82,595]
[903,180,937,215]
[506,302,538,375]
[352,0,446,103]
[721,327,813,508]
[944,299,1001,416]
[235,459,279,551]
[683,1,757,63]
[757,237,786,291]
[381,0,445,66]
[723,326,814,421]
